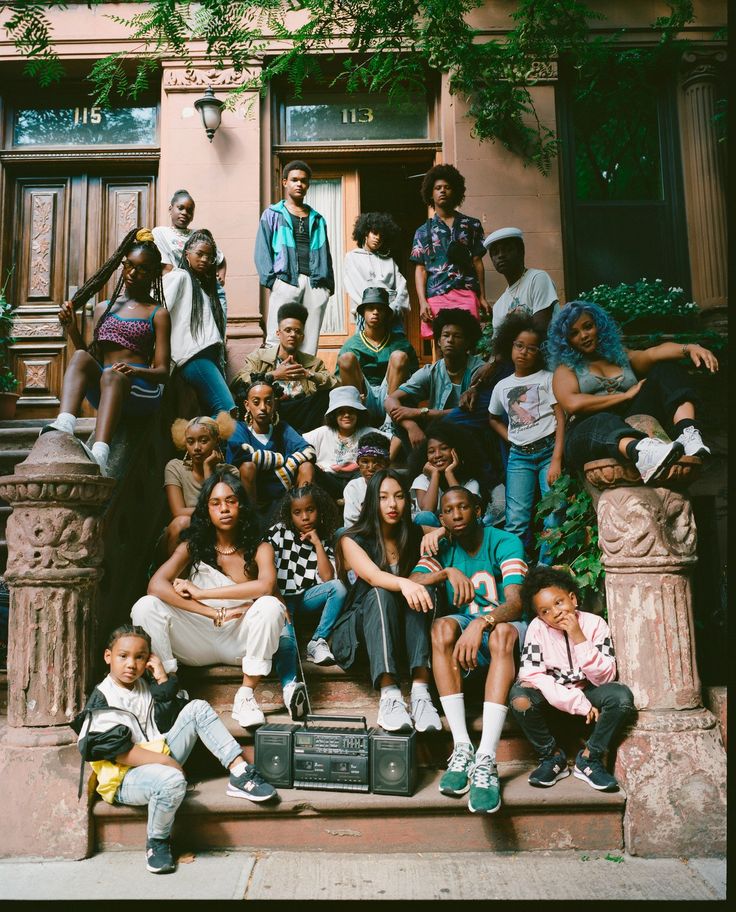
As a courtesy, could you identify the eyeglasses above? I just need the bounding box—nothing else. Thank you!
[512,341,541,354]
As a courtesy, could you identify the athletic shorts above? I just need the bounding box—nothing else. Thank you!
[445,612,527,679]
[86,363,163,416]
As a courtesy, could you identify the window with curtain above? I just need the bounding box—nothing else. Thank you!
[308,178,345,335]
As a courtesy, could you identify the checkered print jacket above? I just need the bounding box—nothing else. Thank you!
[517,612,617,716]
[267,522,335,596]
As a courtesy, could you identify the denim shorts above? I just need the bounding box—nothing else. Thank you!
[445,612,528,678]
[364,378,388,421]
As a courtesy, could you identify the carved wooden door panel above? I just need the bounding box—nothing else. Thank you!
[7,173,155,418]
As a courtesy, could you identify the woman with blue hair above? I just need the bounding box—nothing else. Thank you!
[548,301,718,484]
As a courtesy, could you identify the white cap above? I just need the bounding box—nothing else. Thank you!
[483,227,524,249]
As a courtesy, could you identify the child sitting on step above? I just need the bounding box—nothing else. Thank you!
[268,484,346,677]
[341,431,391,527]
[164,412,237,555]
[510,565,634,791]
[70,624,275,876]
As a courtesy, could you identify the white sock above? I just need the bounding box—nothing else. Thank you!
[439,693,471,746]
[91,441,110,471]
[380,684,402,701]
[477,702,508,760]
[230,759,248,777]
[411,682,430,699]
[52,412,76,434]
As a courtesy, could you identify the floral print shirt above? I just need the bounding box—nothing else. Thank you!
[410,211,486,298]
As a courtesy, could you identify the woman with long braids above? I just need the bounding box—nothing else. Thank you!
[132,468,287,730]
[43,227,170,474]
[163,228,235,416]
[330,469,442,734]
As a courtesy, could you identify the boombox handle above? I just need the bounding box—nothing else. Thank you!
[304,714,368,730]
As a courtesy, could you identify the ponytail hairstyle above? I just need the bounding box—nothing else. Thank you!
[181,229,225,342]
[71,227,165,361]
[232,372,284,425]
[276,483,339,541]
[170,411,237,463]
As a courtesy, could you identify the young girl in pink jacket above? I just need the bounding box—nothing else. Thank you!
[510,566,633,791]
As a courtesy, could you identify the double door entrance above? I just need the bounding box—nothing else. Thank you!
[3,167,156,417]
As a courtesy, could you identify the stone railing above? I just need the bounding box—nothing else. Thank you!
[0,396,174,858]
[592,478,726,856]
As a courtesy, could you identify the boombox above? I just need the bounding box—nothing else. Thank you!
[255,714,416,796]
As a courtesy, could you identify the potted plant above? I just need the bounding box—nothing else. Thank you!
[0,270,19,419]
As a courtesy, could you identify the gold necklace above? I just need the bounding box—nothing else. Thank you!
[214,544,238,555]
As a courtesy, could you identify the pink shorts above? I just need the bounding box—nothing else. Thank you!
[422,288,480,339]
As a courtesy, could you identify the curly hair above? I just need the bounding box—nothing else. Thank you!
[546,300,628,371]
[520,565,581,618]
[170,411,236,451]
[352,212,402,252]
[276,301,308,326]
[432,308,482,348]
[231,372,284,423]
[275,483,340,541]
[181,468,261,575]
[283,160,312,179]
[407,419,482,492]
[420,164,466,208]
[492,313,545,367]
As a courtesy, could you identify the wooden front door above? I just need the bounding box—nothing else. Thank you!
[4,171,155,417]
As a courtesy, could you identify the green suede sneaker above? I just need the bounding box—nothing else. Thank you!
[468,753,501,814]
[439,742,475,796]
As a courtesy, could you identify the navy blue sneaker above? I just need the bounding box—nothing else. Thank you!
[573,750,619,791]
[528,750,570,788]
[227,764,277,802]
[146,837,176,874]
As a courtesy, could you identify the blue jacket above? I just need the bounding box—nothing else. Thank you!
[254,200,335,293]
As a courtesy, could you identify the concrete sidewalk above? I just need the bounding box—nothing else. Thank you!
[0,850,726,900]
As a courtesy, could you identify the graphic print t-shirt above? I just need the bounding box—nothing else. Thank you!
[488,369,557,447]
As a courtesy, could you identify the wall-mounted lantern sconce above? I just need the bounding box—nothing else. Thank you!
[194,86,225,142]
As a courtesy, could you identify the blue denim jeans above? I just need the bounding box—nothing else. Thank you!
[178,345,236,417]
[273,579,348,686]
[413,510,441,528]
[115,699,242,839]
[505,438,559,565]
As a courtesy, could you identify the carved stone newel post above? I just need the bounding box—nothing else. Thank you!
[597,486,726,856]
[0,433,114,858]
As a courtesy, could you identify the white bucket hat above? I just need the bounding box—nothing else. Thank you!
[325,385,368,416]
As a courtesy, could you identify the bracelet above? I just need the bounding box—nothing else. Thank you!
[213,607,226,628]
[682,344,690,358]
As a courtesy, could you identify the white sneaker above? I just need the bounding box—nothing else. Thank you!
[306,638,336,666]
[377,694,413,733]
[633,437,684,484]
[410,691,442,733]
[283,680,308,721]
[232,687,265,729]
[676,425,711,458]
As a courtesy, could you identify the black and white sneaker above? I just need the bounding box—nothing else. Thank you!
[528,750,570,788]
[283,680,308,721]
[145,837,176,874]
[573,750,619,791]
[633,437,684,484]
[226,764,277,802]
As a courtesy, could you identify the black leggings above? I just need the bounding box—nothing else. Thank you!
[564,361,699,470]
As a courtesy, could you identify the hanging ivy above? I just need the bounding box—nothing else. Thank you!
[1,1,713,173]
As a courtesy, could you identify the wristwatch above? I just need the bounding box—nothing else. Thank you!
[481,614,496,630]
[420,407,429,416]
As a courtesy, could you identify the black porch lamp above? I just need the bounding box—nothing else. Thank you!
[194,86,225,142]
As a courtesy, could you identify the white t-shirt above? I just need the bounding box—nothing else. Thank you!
[492,268,558,331]
[342,476,367,526]
[410,474,481,516]
[153,225,224,269]
[163,268,223,367]
[303,425,371,472]
[489,369,558,447]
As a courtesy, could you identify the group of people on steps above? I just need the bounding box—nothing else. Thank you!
[54,160,718,875]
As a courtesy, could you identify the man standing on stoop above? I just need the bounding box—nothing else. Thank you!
[410,486,528,814]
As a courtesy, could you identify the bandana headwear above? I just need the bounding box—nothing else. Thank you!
[357,443,389,459]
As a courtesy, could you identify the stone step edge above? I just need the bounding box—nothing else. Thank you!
[92,764,625,820]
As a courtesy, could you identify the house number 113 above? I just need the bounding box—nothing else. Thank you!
[341,107,374,124]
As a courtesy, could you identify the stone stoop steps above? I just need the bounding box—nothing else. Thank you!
[0,418,97,575]
[93,661,626,854]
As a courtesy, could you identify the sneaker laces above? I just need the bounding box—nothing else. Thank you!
[446,743,474,772]
[470,755,498,788]
[381,696,408,713]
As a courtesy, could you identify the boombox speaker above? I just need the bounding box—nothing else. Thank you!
[254,723,301,787]
[370,729,417,796]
